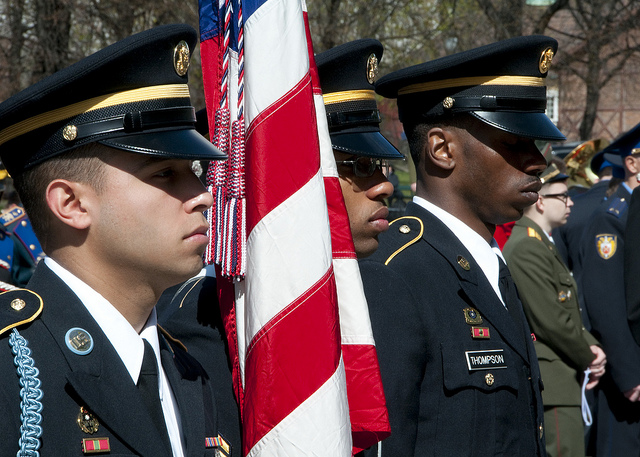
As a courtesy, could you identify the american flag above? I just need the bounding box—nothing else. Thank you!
[199,0,390,455]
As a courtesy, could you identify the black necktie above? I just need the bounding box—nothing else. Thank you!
[498,257,526,334]
[497,257,512,309]
[139,339,172,452]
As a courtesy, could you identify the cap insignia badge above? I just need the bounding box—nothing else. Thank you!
[77,406,100,434]
[463,307,483,325]
[442,96,455,109]
[539,47,554,74]
[173,40,191,77]
[595,234,617,260]
[366,53,379,84]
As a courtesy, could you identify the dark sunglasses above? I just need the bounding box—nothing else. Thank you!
[335,156,389,178]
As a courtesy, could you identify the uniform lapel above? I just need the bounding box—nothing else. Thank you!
[407,204,531,362]
[159,335,208,457]
[29,264,172,457]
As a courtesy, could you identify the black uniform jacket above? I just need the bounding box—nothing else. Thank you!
[554,179,609,273]
[580,185,640,393]
[625,186,640,345]
[359,202,546,457]
[0,262,219,457]
[156,274,242,453]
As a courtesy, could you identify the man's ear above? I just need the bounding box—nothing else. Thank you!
[625,155,640,175]
[425,127,456,171]
[45,179,93,230]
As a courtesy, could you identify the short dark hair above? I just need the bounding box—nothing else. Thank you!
[12,143,110,244]
[404,114,469,167]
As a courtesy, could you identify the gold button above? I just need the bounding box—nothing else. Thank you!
[11,298,26,311]
[443,96,455,109]
[62,124,78,141]
[21,221,27,227]
[399,224,410,234]
[485,373,495,386]
[539,424,544,439]
[29,244,36,250]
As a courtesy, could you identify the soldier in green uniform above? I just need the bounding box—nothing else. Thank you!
[503,162,606,457]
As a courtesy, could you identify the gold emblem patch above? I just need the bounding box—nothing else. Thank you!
[366,53,379,84]
[173,40,191,76]
[77,406,100,434]
[539,47,554,74]
[596,234,617,259]
[463,307,483,324]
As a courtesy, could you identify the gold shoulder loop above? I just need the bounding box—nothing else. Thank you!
[158,325,188,353]
[527,227,542,240]
[178,276,205,310]
[0,289,44,336]
[385,216,424,266]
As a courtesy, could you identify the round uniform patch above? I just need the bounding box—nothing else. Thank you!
[65,327,94,355]
[595,234,617,260]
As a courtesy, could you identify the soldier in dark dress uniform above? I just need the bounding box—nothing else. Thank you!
[579,123,640,457]
[0,24,233,457]
[359,36,566,456]
[627,185,640,344]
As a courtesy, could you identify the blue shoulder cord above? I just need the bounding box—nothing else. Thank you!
[9,328,43,457]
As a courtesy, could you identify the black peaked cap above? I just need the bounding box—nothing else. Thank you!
[0,23,225,176]
[375,35,565,142]
[602,122,640,167]
[315,39,403,159]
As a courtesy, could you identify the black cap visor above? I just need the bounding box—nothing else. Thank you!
[99,127,226,161]
[331,131,403,159]
[471,111,566,142]
[603,151,624,167]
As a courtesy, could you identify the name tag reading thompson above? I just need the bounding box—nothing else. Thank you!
[465,349,507,371]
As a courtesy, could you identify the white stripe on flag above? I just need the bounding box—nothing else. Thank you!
[244,0,309,126]
[243,170,332,352]
[246,356,351,457]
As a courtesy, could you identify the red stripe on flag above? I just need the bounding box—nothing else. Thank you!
[200,37,224,132]
[244,76,320,234]
[242,268,341,454]
[323,176,357,260]
[342,344,391,452]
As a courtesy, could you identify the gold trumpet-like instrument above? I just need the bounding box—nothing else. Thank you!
[564,138,610,189]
